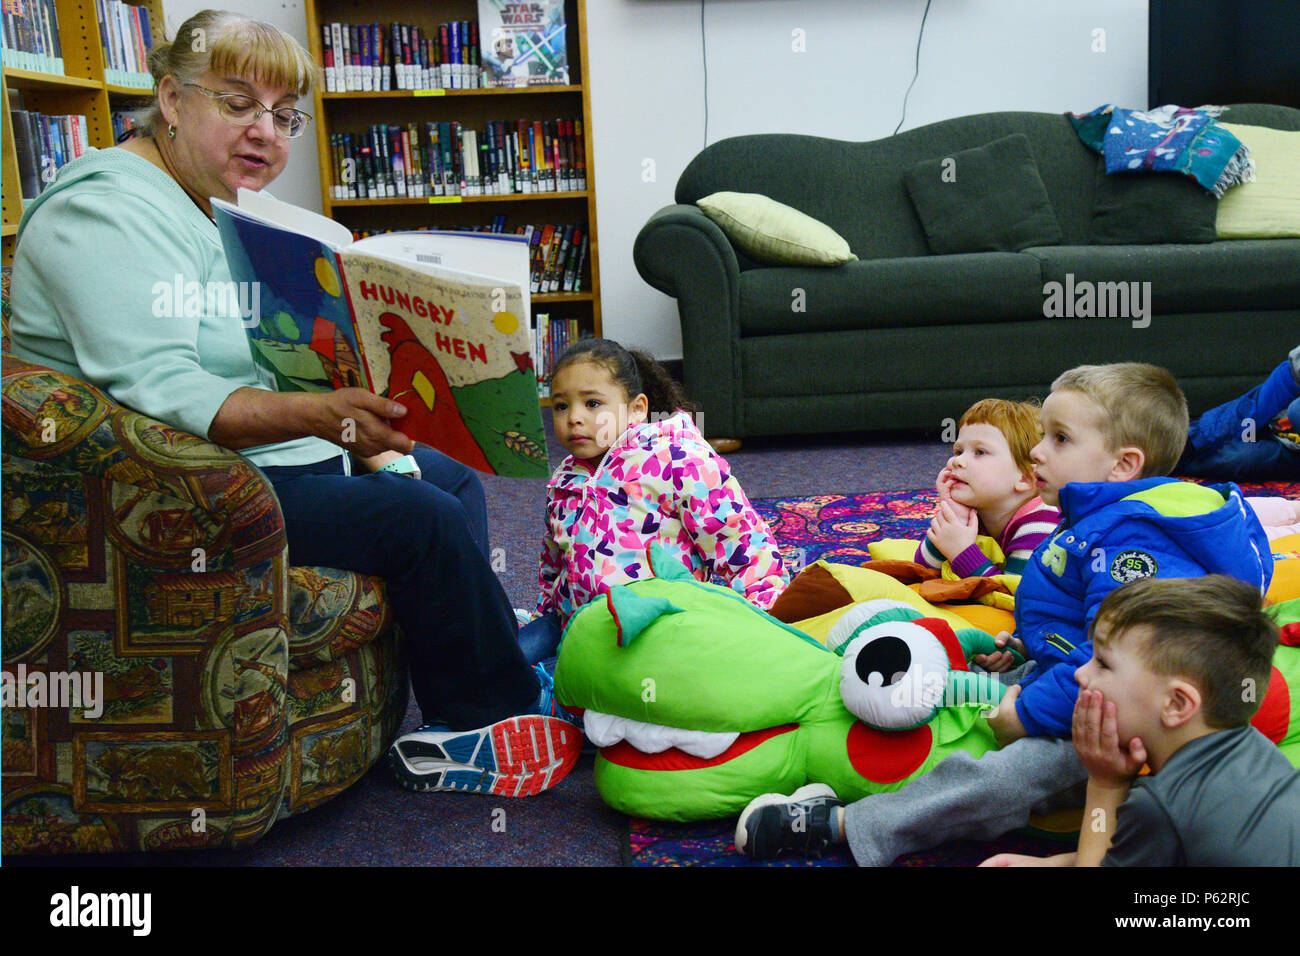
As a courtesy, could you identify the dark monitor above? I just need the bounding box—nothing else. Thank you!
[1149,0,1300,108]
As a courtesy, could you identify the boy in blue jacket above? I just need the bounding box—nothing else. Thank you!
[737,362,1275,864]
[981,362,1274,743]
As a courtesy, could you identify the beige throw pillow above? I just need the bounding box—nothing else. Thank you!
[697,191,857,266]
[1215,123,1300,239]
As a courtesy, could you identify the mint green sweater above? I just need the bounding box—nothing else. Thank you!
[9,147,342,470]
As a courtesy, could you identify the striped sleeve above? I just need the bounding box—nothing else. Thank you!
[915,535,945,570]
[1001,504,1062,575]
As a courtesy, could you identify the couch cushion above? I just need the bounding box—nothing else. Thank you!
[1216,123,1300,238]
[738,252,1045,335]
[697,191,857,265]
[1023,240,1300,315]
[1089,163,1218,244]
[903,133,1063,254]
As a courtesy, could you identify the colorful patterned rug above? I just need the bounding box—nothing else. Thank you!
[624,480,1300,867]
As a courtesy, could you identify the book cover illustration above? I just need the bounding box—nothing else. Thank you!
[214,209,368,397]
[340,252,545,478]
[478,0,568,87]
[213,194,549,479]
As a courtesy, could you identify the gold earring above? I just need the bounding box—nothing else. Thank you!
[168,124,176,139]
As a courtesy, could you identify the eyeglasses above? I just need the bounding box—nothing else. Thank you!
[183,83,312,139]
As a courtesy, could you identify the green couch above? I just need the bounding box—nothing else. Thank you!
[633,105,1300,441]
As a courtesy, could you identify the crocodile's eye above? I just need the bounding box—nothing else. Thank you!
[839,621,951,729]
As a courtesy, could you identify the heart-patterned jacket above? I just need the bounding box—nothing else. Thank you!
[537,411,789,622]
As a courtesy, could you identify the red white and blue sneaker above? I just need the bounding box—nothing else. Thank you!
[387,714,581,796]
[387,665,582,795]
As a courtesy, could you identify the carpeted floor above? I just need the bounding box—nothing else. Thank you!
[11,424,949,868]
[14,416,1291,867]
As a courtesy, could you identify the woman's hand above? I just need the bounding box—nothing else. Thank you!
[305,389,414,458]
[209,387,412,457]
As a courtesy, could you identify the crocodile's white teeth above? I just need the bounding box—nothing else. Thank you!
[583,709,739,760]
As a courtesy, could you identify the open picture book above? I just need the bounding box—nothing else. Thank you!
[212,189,549,479]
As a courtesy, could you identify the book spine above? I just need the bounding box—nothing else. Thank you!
[138,4,152,54]
[412,29,422,90]
[439,24,451,88]
[438,120,454,195]
[399,22,411,90]
[331,22,344,90]
[389,125,405,197]
[572,233,589,293]
[573,120,586,191]
[322,23,335,92]
[468,19,479,88]
[405,124,421,197]
[562,226,584,292]
[130,3,145,74]
[12,110,42,199]
[531,224,553,294]
[338,22,351,90]
[359,22,371,91]
[551,224,573,293]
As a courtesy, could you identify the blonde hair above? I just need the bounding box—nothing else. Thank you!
[958,398,1043,475]
[1092,576,1278,729]
[144,10,316,135]
[1050,363,1188,476]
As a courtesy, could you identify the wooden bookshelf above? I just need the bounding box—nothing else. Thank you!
[2,0,164,265]
[303,0,602,387]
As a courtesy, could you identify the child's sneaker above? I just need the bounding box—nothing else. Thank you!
[734,784,844,860]
[388,715,582,796]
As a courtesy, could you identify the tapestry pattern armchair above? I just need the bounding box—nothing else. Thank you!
[1,270,408,854]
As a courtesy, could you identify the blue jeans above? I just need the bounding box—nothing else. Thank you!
[517,611,563,665]
[1178,359,1300,481]
[259,445,538,730]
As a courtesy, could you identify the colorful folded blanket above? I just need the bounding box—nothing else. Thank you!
[1068,104,1255,197]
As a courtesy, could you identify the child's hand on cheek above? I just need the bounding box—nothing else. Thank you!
[936,465,958,500]
[1072,689,1146,788]
[926,499,979,560]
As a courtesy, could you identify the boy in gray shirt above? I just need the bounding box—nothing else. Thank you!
[982,575,1300,867]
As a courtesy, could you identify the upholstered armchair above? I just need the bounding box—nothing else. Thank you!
[2,269,408,854]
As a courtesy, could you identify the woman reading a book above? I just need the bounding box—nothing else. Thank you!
[8,10,581,796]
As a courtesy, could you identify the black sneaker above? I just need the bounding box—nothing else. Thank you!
[734,784,844,860]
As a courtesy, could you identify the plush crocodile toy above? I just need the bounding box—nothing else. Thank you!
[552,542,1022,821]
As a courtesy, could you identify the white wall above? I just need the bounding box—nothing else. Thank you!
[163,0,1148,360]
[586,0,1148,359]
[162,0,323,210]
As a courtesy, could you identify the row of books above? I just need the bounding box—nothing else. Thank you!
[11,108,89,199]
[347,221,590,295]
[320,2,569,92]
[96,0,155,88]
[328,118,585,200]
[535,315,592,398]
[2,0,64,75]
[111,109,145,143]
[322,20,481,92]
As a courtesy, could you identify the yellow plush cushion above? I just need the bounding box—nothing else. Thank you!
[867,538,923,562]
[1215,123,1300,238]
[1266,533,1300,603]
[697,191,858,266]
